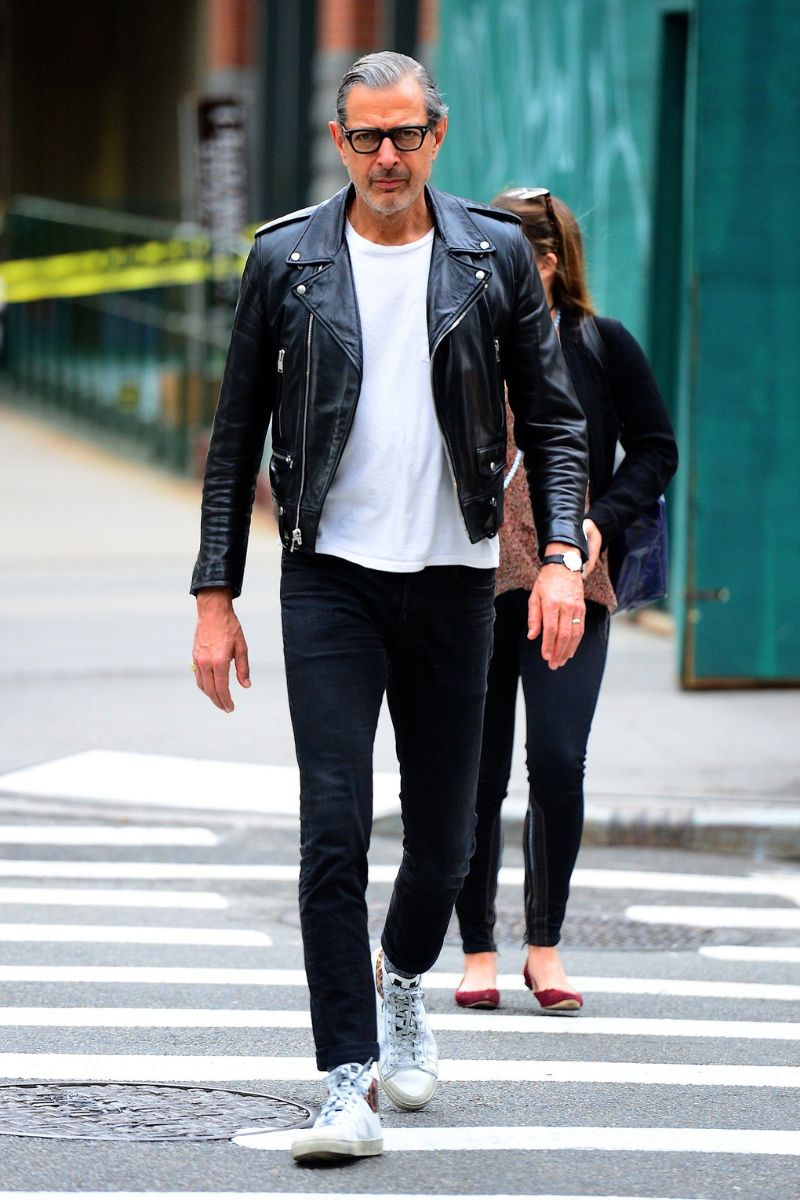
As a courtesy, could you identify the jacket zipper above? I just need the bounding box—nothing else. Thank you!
[276,348,285,440]
[429,286,487,533]
[291,312,314,550]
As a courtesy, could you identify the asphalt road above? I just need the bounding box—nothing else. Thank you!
[0,804,797,1199]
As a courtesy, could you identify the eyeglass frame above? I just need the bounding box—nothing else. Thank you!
[502,187,561,252]
[340,121,435,154]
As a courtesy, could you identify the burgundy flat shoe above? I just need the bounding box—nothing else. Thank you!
[523,964,583,1012]
[454,985,500,1009]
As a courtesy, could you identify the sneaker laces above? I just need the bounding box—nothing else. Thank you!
[316,1059,374,1127]
[384,982,429,1068]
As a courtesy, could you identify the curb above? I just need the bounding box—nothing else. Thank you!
[375,798,800,861]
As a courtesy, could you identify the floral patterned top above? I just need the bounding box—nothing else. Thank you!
[496,400,618,611]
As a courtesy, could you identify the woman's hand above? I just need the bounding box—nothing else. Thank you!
[582,518,603,575]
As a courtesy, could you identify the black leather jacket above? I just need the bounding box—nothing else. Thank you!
[191,185,589,596]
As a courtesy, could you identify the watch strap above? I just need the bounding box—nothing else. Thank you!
[541,553,581,571]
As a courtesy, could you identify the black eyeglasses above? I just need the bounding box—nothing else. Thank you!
[504,187,561,250]
[341,122,434,154]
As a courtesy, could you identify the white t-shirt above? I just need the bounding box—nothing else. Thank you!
[315,222,499,572]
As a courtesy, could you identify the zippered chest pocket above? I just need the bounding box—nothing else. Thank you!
[275,348,286,439]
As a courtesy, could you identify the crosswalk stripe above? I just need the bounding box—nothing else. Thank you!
[0,1007,797,1040]
[0,966,796,1000]
[0,751,401,819]
[233,1126,800,1155]
[0,826,218,847]
[0,861,301,880]
[571,867,800,903]
[627,905,800,929]
[0,1053,797,1087]
[700,945,800,963]
[1,860,799,906]
[0,887,227,909]
[0,925,270,946]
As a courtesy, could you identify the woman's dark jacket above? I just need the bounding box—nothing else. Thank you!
[559,312,678,547]
[191,185,589,597]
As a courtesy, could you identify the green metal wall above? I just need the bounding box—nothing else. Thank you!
[687,0,800,684]
[435,0,800,685]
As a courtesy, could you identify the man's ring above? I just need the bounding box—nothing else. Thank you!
[191,662,197,672]
[571,618,582,625]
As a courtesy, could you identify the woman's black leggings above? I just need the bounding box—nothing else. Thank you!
[456,589,610,950]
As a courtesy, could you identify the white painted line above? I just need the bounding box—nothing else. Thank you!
[1,966,798,1001]
[570,867,800,905]
[1,1008,798,1041]
[234,1126,800,1156]
[627,905,800,930]
[3,859,799,910]
[0,750,401,819]
[0,887,227,909]
[0,826,218,847]
[700,946,800,964]
[0,860,301,881]
[0,925,269,947]
[0,1053,797,1088]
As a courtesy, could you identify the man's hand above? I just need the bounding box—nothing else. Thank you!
[192,588,251,712]
[527,543,586,669]
[582,518,603,574]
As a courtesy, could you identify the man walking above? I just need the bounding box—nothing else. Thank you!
[191,52,588,1163]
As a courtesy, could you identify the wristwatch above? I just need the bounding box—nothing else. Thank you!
[541,550,583,573]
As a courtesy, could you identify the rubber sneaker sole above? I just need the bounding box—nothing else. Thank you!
[291,1131,383,1161]
[379,1068,437,1111]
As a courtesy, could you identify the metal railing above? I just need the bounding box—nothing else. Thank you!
[1,196,245,473]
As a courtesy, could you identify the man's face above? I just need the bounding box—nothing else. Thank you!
[329,77,446,219]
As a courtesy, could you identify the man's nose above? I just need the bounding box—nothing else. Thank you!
[374,135,400,168]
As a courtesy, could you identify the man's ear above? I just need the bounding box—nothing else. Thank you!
[329,120,347,163]
[431,115,448,159]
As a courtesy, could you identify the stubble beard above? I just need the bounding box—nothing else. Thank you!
[351,170,424,217]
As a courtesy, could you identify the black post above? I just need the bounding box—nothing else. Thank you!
[259,0,317,220]
[385,0,419,56]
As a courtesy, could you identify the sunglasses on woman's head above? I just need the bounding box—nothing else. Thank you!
[503,187,560,249]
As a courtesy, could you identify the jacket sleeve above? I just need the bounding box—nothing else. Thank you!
[586,318,679,546]
[190,246,275,597]
[502,226,590,558]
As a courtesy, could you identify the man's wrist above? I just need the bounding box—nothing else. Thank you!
[196,586,234,612]
[541,549,583,573]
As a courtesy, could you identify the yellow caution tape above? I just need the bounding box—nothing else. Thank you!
[0,237,246,304]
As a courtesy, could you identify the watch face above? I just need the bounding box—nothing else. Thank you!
[563,550,583,572]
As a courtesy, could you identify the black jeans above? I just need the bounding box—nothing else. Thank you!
[455,588,609,951]
[280,551,496,1070]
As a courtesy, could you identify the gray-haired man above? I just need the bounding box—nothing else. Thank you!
[191,51,588,1162]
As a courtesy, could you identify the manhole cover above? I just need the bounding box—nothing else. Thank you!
[0,1082,311,1141]
[491,912,715,950]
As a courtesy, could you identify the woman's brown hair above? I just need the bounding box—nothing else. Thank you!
[490,189,596,317]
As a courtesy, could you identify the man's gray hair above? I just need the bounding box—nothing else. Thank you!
[335,51,448,126]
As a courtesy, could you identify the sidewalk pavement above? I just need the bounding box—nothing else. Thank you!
[2,398,799,858]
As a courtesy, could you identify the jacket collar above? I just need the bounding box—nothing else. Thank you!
[286,184,497,264]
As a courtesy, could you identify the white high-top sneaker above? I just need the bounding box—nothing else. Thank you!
[291,1060,382,1162]
[376,949,438,1110]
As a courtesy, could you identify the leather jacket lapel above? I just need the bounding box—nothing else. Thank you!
[427,236,491,355]
[285,188,362,373]
[294,250,362,374]
[425,187,495,354]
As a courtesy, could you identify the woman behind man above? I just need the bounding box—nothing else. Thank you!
[455,190,678,1011]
